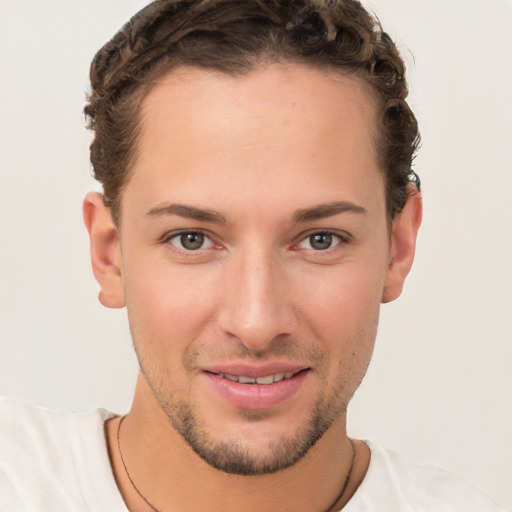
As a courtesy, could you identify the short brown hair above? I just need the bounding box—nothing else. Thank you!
[85,0,420,225]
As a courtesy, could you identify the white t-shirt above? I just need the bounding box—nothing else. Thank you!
[0,397,505,512]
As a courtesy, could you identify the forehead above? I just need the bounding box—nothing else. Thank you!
[139,63,378,155]
[124,64,383,221]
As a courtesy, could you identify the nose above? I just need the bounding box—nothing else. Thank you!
[218,248,297,351]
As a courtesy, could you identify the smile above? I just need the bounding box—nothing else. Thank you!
[217,372,298,385]
[204,368,310,409]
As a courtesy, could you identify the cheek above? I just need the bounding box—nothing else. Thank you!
[123,260,221,354]
[295,261,384,364]
[298,260,384,325]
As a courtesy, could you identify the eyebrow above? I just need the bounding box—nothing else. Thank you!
[292,201,367,223]
[146,203,228,224]
[145,200,366,224]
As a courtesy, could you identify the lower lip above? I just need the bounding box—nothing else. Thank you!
[204,371,308,410]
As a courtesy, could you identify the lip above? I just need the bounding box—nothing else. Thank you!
[202,363,310,410]
[202,362,308,379]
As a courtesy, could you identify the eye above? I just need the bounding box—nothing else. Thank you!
[298,232,343,251]
[168,231,215,251]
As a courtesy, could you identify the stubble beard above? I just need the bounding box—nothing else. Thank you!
[130,315,374,477]
[140,363,355,476]
[167,395,345,475]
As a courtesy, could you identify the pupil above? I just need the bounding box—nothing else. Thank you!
[181,233,204,250]
[311,233,332,250]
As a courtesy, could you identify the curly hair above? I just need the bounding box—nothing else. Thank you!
[85,0,420,225]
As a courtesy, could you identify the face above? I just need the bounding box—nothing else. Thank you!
[107,64,399,475]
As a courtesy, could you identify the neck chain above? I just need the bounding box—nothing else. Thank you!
[322,437,355,512]
[117,415,355,512]
[117,416,161,512]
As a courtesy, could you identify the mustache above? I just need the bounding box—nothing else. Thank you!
[185,335,325,365]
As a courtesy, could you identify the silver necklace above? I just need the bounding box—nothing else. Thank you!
[117,415,355,512]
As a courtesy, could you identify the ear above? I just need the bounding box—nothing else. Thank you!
[382,189,423,303]
[83,192,125,308]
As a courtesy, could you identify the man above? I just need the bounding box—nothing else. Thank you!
[0,1,505,510]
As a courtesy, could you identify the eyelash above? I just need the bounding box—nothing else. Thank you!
[162,229,218,252]
[294,230,351,253]
[161,229,351,254]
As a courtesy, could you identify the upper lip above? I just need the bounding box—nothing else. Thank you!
[201,362,310,378]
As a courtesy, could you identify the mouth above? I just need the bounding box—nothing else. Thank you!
[211,371,301,385]
[202,366,310,410]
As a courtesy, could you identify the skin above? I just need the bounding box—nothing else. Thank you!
[84,64,421,511]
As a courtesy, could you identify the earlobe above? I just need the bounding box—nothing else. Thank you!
[83,192,125,308]
[382,188,423,303]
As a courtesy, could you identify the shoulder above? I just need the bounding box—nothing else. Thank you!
[0,396,125,511]
[344,440,505,512]
[0,395,115,464]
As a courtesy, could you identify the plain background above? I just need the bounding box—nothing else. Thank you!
[0,0,511,508]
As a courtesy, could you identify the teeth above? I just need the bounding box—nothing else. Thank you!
[256,375,274,385]
[238,376,256,384]
[220,371,299,385]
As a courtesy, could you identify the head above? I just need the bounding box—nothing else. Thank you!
[84,0,422,477]
[85,0,420,227]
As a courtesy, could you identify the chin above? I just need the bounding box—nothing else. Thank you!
[162,394,345,476]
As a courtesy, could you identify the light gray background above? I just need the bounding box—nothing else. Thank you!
[0,0,511,508]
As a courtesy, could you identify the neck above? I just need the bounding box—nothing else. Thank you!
[106,380,369,512]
